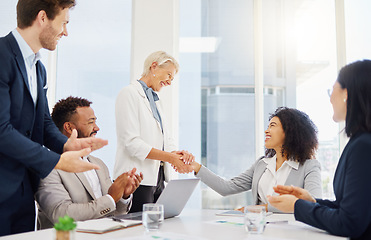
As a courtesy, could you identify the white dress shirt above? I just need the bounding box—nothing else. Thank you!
[12,29,40,105]
[257,155,299,204]
[82,156,131,206]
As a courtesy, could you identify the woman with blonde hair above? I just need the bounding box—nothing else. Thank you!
[114,51,194,212]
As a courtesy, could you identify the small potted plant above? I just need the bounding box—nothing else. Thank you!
[53,215,76,240]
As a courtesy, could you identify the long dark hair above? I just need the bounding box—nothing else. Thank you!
[337,60,371,137]
[265,107,318,164]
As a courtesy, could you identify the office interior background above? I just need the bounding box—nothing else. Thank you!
[1,0,371,210]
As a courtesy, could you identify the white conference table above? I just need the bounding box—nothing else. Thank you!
[0,209,348,240]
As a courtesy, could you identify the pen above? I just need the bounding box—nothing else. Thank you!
[267,220,288,224]
[112,218,124,223]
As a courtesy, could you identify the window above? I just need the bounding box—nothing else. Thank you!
[180,0,340,209]
[0,2,16,37]
[344,0,371,62]
[283,0,338,199]
[55,0,132,171]
[0,2,50,77]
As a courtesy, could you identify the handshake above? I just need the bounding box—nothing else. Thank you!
[169,150,199,174]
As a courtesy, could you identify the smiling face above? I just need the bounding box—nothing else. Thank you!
[330,81,347,122]
[149,62,176,91]
[39,8,70,51]
[265,116,285,152]
[69,107,100,138]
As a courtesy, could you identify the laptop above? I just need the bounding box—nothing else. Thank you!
[112,178,200,221]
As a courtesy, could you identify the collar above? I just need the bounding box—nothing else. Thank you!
[138,80,159,101]
[286,159,299,170]
[263,155,299,171]
[11,29,41,69]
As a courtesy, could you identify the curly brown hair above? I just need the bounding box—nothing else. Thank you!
[265,107,318,164]
[51,96,92,132]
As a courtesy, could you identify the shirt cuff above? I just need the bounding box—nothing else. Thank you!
[105,194,116,207]
[120,194,133,205]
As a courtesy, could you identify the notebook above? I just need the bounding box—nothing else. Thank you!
[76,218,141,234]
[113,178,200,221]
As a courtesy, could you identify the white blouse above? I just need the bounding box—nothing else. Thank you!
[257,155,299,204]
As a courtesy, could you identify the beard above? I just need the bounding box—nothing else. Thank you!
[76,129,87,138]
[39,24,59,51]
[76,129,97,138]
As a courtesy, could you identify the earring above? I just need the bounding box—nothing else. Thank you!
[153,74,156,77]
[344,99,346,102]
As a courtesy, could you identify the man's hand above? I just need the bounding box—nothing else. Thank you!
[108,172,129,203]
[122,168,143,199]
[55,148,100,172]
[63,129,108,152]
[109,169,143,202]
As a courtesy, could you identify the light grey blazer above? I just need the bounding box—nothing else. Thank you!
[35,155,131,229]
[196,156,322,212]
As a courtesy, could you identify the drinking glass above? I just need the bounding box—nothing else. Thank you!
[244,205,266,234]
[142,203,164,232]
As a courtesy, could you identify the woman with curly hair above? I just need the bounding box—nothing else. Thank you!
[268,60,371,239]
[190,107,322,212]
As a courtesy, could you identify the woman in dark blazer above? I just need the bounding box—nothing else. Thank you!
[268,60,371,240]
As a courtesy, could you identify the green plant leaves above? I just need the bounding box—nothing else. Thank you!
[53,215,77,231]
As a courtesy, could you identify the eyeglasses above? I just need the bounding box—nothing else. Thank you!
[327,85,343,97]
[327,88,332,97]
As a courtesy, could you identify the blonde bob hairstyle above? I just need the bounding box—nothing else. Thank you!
[142,51,179,77]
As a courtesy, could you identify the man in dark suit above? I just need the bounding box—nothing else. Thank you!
[0,0,108,236]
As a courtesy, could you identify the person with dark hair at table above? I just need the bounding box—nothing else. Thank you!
[36,96,143,229]
[190,107,322,212]
[268,60,371,240]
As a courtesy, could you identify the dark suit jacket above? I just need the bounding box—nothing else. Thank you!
[0,32,67,203]
[294,133,371,240]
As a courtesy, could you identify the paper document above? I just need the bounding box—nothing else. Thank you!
[216,210,273,217]
[76,218,141,234]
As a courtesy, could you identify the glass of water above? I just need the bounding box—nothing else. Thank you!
[244,205,266,234]
[142,203,164,232]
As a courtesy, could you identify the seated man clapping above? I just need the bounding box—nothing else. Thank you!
[35,96,143,229]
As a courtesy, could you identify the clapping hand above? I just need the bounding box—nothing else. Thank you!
[56,129,107,173]
[109,172,130,202]
[122,168,143,199]
[109,168,143,202]
[63,129,108,152]
[56,148,100,172]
